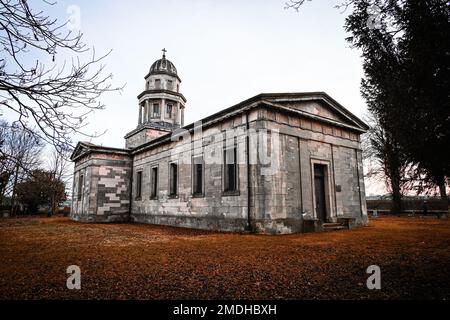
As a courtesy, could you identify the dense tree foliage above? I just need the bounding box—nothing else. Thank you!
[363,114,412,212]
[0,120,42,212]
[288,0,449,202]
[345,0,449,199]
[15,169,65,214]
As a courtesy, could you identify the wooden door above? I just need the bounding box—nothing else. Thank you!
[314,164,327,222]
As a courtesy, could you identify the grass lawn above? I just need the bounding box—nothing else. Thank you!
[0,215,449,299]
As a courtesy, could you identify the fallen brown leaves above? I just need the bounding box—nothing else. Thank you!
[0,216,449,299]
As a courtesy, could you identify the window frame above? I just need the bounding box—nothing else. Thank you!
[168,162,179,198]
[166,103,173,119]
[77,173,84,201]
[192,155,205,197]
[223,145,239,196]
[135,170,143,200]
[167,79,173,90]
[150,166,159,200]
[154,79,161,89]
[152,103,160,118]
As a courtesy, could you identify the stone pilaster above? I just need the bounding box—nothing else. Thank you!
[181,105,185,126]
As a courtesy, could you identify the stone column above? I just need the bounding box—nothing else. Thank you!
[143,100,148,124]
[181,105,185,127]
[138,103,142,125]
[176,102,180,125]
[145,100,150,122]
[161,98,165,121]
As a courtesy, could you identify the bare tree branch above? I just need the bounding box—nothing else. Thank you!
[0,0,123,154]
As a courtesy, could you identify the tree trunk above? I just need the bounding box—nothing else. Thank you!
[50,192,56,217]
[438,180,447,200]
[438,177,448,214]
[388,162,403,215]
[391,186,402,214]
[10,163,19,216]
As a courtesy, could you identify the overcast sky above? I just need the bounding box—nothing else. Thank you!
[1,0,385,195]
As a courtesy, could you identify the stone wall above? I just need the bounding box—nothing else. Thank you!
[125,127,170,149]
[71,152,132,223]
[258,105,368,230]
[127,104,368,234]
[130,113,251,232]
[71,99,368,234]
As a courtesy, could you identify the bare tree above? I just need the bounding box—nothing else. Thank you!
[362,114,414,213]
[47,148,71,215]
[0,120,43,214]
[0,0,122,154]
[285,0,354,12]
[285,0,313,11]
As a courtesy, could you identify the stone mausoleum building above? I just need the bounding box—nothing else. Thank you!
[70,50,369,234]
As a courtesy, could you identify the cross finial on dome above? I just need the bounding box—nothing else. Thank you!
[162,48,167,59]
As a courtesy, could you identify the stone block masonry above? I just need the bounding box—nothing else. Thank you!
[70,89,370,234]
[71,152,132,223]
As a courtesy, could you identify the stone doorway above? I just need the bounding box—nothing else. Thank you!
[314,164,328,223]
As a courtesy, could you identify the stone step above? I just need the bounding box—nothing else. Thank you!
[322,222,342,228]
[324,225,347,231]
[322,222,348,231]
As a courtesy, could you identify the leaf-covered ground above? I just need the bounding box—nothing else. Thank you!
[0,216,449,299]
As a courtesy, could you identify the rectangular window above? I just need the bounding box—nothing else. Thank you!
[224,146,238,193]
[166,104,173,118]
[169,163,178,197]
[167,80,173,90]
[77,174,84,201]
[150,167,158,199]
[155,79,161,89]
[192,156,204,196]
[136,171,142,199]
[152,103,160,118]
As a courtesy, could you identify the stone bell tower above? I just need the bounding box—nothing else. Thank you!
[125,49,187,148]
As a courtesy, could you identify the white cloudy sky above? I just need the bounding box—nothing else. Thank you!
[1,0,385,195]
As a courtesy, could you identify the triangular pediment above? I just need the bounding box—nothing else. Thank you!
[70,141,97,161]
[257,92,369,131]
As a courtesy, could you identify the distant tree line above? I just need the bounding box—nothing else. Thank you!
[1,0,120,215]
[0,121,69,216]
[287,0,449,213]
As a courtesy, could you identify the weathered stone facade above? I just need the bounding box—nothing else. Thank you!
[71,145,131,223]
[71,53,369,234]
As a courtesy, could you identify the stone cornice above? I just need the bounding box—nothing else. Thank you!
[137,89,187,102]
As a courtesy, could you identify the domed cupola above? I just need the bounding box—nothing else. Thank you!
[126,49,187,149]
[149,53,178,78]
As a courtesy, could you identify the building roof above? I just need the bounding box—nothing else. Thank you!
[146,50,178,79]
[71,92,369,161]
[70,142,130,161]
